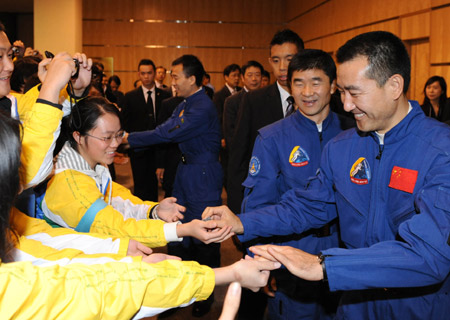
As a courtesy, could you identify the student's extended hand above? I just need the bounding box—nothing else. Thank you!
[126,239,153,257]
[142,253,181,264]
[250,245,324,281]
[202,205,244,234]
[177,219,235,244]
[157,197,185,222]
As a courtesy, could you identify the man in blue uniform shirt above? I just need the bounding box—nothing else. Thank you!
[241,49,353,319]
[204,31,450,319]
[126,54,224,317]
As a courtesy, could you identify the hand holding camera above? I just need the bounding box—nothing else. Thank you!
[38,52,92,103]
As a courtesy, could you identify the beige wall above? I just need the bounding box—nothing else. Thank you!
[82,0,285,93]
[287,0,450,102]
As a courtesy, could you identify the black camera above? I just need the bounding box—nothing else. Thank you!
[44,51,80,79]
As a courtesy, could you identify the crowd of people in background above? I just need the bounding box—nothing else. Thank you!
[1,21,449,320]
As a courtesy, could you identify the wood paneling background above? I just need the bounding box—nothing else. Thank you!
[82,0,284,93]
[287,0,450,101]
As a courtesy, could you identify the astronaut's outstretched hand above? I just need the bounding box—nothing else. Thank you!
[202,205,244,235]
[250,245,324,281]
[176,219,234,244]
[156,197,185,222]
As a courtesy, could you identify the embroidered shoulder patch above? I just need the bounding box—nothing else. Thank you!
[289,146,309,167]
[350,157,371,185]
[249,156,261,176]
[388,166,418,193]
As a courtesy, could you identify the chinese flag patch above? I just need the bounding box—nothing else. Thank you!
[388,166,418,194]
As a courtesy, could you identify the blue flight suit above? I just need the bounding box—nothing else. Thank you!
[238,101,450,319]
[128,88,223,268]
[242,110,353,319]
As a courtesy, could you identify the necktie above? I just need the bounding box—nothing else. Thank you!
[147,90,155,128]
[285,96,295,117]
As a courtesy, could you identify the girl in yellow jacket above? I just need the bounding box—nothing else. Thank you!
[0,107,280,319]
[41,96,232,247]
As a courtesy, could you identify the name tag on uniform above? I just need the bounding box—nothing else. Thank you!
[388,166,418,194]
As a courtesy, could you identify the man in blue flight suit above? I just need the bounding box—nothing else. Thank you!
[126,54,223,317]
[204,31,450,319]
[241,49,354,319]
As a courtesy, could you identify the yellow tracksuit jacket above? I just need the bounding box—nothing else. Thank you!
[42,142,178,247]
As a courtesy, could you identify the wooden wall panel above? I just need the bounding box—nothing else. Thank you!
[242,24,280,48]
[133,0,190,20]
[188,0,244,22]
[430,7,450,63]
[304,39,323,50]
[408,40,430,101]
[243,0,285,23]
[431,0,450,7]
[132,22,189,46]
[83,0,134,20]
[429,66,450,89]
[188,23,243,47]
[288,1,334,41]
[401,12,430,40]
[241,49,271,71]
[286,0,328,22]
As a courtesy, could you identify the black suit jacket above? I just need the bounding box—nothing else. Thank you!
[227,83,283,213]
[122,86,171,133]
[223,89,246,150]
[213,85,241,133]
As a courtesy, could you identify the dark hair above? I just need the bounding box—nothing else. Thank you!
[68,96,122,151]
[422,75,447,107]
[223,64,241,77]
[0,111,21,262]
[172,54,205,87]
[11,57,39,93]
[0,22,5,32]
[108,75,121,87]
[336,31,411,94]
[133,79,141,88]
[204,73,211,80]
[262,70,270,80]
[270,29,304,52]
[287,49,336,88]
[156,66,166,73]
[138,59,156,71]
[242,60,263,75]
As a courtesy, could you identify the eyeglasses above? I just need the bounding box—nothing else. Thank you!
[85,130,125,145]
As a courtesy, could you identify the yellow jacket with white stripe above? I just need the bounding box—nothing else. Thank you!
[1,255,214,319]
[11,87,64,189]
[5,208,215,319]
[42,142,179,247]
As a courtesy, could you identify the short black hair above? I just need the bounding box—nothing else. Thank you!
[156,66,166,72]
[204,73,211,80]
[108,75,121,86]
[223,64,241,77]
[270,29,304,52]
[262,70,270,80]
[172,55,205,87]
[138,59,156,71]
[336,31,411,94]
[0,22,5,33]
[242,60,263,75]
[287,49,336,88]
[11,56,39,93]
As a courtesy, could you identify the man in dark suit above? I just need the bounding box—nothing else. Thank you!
[226,29,304,320]
[223,60,264,150]
[122,59,171,201]
[213,64,242,191]
[228,29,304,214]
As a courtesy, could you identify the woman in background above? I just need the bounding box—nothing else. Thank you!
[421,75,450,122]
